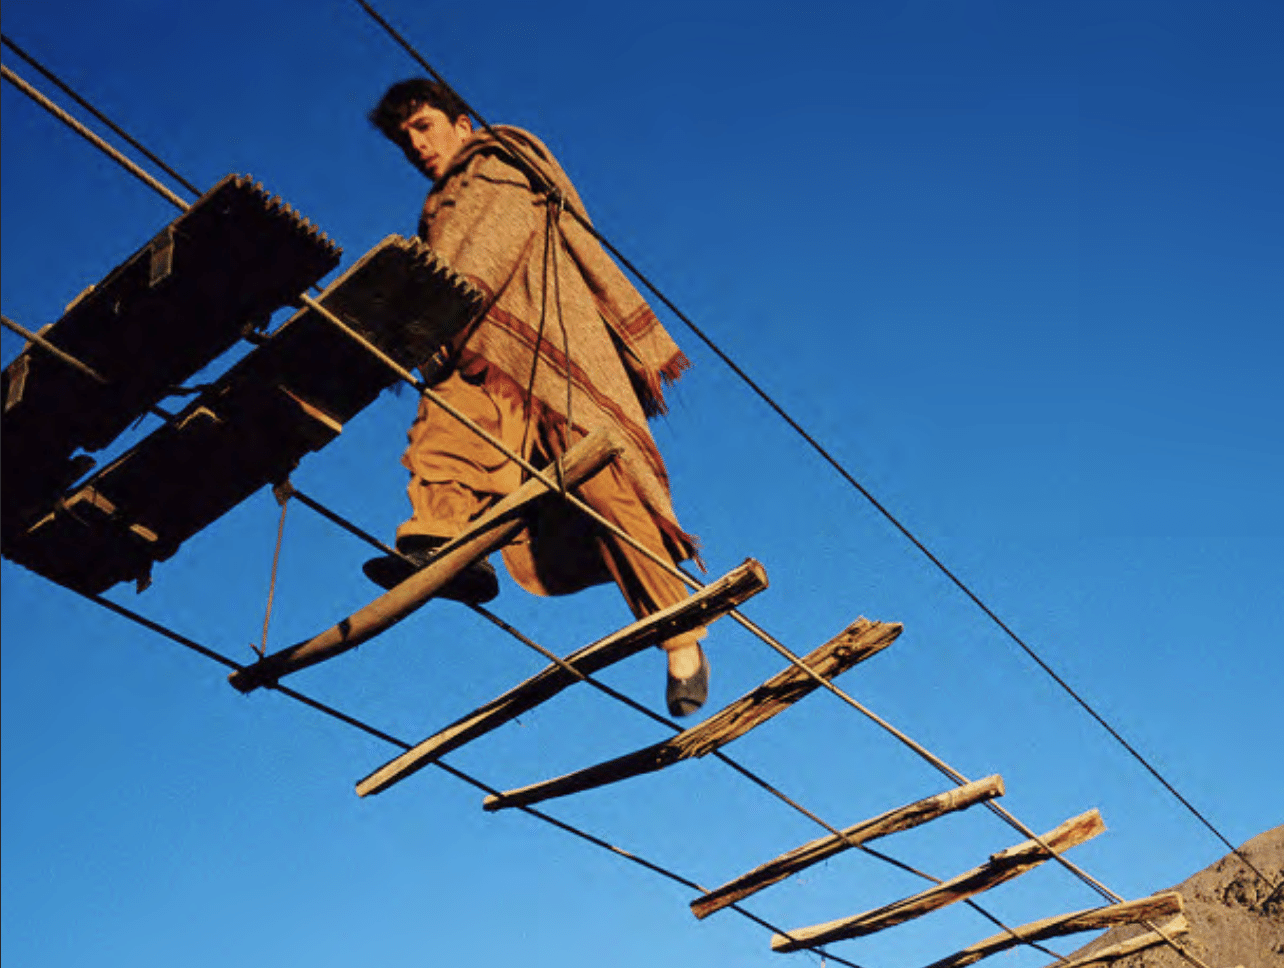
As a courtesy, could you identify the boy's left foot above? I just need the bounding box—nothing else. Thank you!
[666,645,709,718]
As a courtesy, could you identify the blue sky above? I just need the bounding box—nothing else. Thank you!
[3,2,1281,966]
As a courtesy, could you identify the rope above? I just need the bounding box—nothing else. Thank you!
[1,313,107,382]
[1,313,176,426]
[254,482,293,658]
[4,30,1269,963]
[1,34,202,198]
[1,63,188,211]
[3,281,1209,964]
[78,585,865,968]
[288,482,1075,965]
[342,0,1272,902]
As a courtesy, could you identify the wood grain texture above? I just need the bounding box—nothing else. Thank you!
[691,774,1005,919]
[771,809,1107,952]
[355,558,769,796]
[1044,915,1190,968]
[922,892,1183,968]
[483,618,901,812]
[229,428,620,693]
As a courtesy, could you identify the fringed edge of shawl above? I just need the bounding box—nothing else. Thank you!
[639,350,693,418]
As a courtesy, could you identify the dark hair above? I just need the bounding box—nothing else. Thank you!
[369,79,471,146]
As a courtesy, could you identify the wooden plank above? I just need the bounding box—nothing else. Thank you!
[355,557,770,797]
[4,236,483,594]
[2,174,339,546]
[228,429,622,693]
[17,487,158,594]
[923,892,1183,968]
[692,774,1005,919]
[771,809,1107,952]
[1040,914,1189,968]
[482,618,901,813]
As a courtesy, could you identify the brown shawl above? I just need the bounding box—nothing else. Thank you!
[417,125,697,574]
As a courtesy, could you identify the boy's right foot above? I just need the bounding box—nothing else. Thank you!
[362,536,499,604]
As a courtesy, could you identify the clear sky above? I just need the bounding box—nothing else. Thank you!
[2,2,1280,966]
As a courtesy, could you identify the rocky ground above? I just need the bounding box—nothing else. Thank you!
[1065,825,1283,968]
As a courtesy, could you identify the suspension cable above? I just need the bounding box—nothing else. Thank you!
[1,34,201,198]
[2,31,1271,960]
[344,0,1271,897]
[1,63,188,210]
[78,587,864,968]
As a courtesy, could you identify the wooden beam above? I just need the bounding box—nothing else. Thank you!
[2,174,339,547]
[922,892,1183,968]
[771,809,1107,952]
[691,774,1005,920]
[355,558,770,797]
[1040,914,1189,968]
[228,429,621,693]
[483,618,901,813]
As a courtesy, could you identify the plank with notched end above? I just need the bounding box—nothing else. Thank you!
[771,809,1107,952]
[229,429,620,693]
[923,892,1183,968]
[1039,914,1189,968]
[691,774,1005,920]
[355,558,769,796]
[483,618,901,812]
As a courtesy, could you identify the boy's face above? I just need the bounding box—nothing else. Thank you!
[399,104,473,180]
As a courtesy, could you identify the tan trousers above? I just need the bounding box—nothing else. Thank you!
[398,369,703,651]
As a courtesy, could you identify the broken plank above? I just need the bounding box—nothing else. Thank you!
[483,618,900,813]
[228,428,621,693]
[923,892,1183,968]
[692,774,1005,920]
[355,557,770,797]
[1040,914,1189,968]
[771,808,1107,952]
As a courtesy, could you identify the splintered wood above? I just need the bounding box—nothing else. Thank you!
[1039,914,1190,968]
[691,774,1005,919]
[229,429,622,693]
[771,809,1107,952]
[356,558,770,796]
[922,892,1183,968]
[482,618,901,812]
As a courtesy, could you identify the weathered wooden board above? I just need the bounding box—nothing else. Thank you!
[356,558,770,797]
[5,236,482,595]
[771,809,1107,952]
[229,429,622,693]
[2,174,339,547]
[1040,914,1190,968]
[923,892,1183,968]
[692,774,1005,919]
[483,618,901,812]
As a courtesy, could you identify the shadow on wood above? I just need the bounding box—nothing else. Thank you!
[923,892,1183,968]
[356,558,770,797]
[483,617,901,812]
[2,174,338,549]
[1042,914,1189,968]
[692,774,1005,919]
[772,809,1107,952]
[6,235,482,595]
[230,429,622,693]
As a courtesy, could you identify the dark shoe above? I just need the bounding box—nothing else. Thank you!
[361,536,499,604]
[666,647,709,718]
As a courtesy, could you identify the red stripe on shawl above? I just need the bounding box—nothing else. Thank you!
[472,301,675,493]
[617,304,661,341]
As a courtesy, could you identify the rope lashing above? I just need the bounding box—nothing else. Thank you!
[253,480,294,659]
